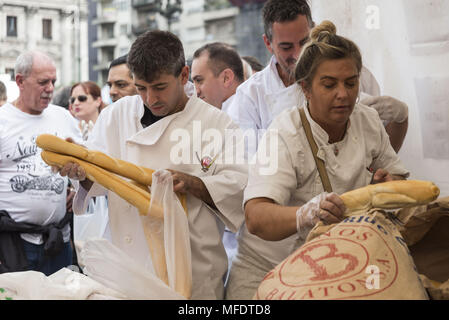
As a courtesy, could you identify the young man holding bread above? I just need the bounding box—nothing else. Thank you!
[58,30,248,299]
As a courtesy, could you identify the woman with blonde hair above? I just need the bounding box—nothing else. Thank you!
[226,20,409,300]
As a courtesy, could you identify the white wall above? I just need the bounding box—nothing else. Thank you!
[311,0,449,197]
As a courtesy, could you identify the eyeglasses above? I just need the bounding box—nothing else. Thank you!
[69,95,88,104]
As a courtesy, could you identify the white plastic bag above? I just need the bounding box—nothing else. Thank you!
[74,195,110,243]
[80,239,185,300]
[79,169,192,299]
[140,169,192,298]
[0,268,124,300]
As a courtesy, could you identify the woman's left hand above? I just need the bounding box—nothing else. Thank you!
[317,193,346,225]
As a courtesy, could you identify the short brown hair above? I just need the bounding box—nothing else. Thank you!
[193,42,244,83]
[263,0,313,41]
[127,30,185,83]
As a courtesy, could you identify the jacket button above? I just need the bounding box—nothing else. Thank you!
[124,236,132,244]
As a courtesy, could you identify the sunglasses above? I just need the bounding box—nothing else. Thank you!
[69,95,88,104]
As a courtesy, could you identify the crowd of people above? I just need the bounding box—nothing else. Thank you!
[0,0,411,299]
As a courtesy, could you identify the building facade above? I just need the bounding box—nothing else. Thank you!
[0,0,89,87]
[91,0,134,84]
[91,0,268,85]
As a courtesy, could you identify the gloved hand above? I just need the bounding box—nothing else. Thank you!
[361,95,408,123]
[296,192,346,234]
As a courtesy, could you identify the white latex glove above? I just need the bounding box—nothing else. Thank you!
[296,192,346,233]
[296,193,328,232]
[361,95,408,123]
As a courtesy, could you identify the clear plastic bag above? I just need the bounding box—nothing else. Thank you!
[80,239,185,300]
[74,195,110,243]
[80,169,192,299]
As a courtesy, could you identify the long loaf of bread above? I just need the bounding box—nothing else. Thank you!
[41,150,164,219]
[36,134,155,186]
[340,180,440,215]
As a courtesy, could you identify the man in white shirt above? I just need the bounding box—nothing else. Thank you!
[0,51,80,275]
[57,30,248,299]
[191,42,244,121]
[227,0,409,154]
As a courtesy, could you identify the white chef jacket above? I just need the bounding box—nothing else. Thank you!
[226,56,381,155]
[226,103,409,298]
[221,94,238,123]
[73,94,247,299]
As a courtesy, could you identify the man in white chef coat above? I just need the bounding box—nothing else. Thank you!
[58,30,248,299]
[191,42,244,121]
[226,0,409,155]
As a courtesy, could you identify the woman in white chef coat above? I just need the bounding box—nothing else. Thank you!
[225,20,409,300]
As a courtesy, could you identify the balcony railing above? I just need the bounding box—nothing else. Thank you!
[131,20,158,36]
[132,0,159,11]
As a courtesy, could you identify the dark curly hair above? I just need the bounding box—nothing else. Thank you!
[127,30,185,83]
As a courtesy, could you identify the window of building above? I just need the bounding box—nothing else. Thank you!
[5,68,15,81]
[103,24,114,39]
[43,19,52,40]
[7,16,18,37]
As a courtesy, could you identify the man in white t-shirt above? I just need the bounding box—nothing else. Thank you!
[0,51,80,275]
[191,42,244,121]
[226,0,409,155]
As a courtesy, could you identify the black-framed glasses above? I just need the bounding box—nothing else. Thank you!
[69,95,88,104]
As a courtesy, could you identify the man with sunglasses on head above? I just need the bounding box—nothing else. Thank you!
[55,30,248,299]
[0,51,81,275]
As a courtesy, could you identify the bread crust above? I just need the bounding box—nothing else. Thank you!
[42,150,164,218]
[37,134,155,186]
[340,180,440,214]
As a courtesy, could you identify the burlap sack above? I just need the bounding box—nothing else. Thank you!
[254,209,428,300]
[396,197,449,299]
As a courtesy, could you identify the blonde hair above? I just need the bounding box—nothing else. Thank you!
[295,20,362,88]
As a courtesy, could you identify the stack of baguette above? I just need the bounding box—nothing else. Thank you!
[36,133,182,218]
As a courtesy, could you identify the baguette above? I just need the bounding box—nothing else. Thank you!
[41,150,164,219]
[340,180,440,215]
[37,134,155,186]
